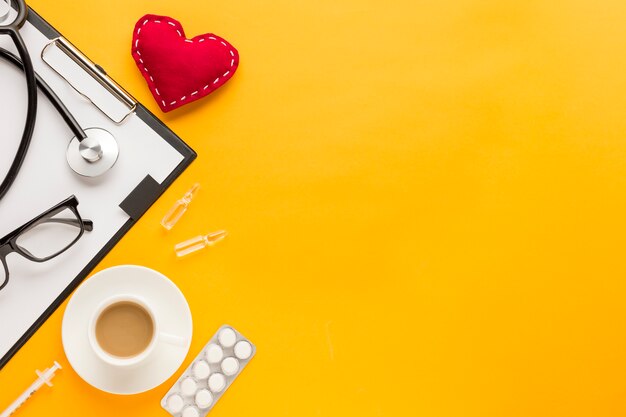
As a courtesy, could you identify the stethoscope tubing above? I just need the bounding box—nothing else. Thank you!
[1,0,116,197]
[0,0,87,201]
[0,26,38,201]
[0,46,86,140]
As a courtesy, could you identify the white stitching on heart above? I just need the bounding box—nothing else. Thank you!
[133,17,237,110]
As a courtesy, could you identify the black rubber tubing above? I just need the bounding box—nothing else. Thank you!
[0,39,87,202]
[0,30,38,202]
[0,47,86,140]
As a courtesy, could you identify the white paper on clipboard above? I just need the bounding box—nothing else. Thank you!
[0,7,194,366]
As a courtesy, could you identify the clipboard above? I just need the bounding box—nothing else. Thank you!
[0,6,196,369]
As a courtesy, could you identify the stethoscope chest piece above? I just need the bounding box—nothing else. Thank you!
[67,128,118,177]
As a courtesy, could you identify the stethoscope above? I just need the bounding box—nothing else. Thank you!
[0,0,118,202]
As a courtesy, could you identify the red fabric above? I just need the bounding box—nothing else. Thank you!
[131,14,239,112]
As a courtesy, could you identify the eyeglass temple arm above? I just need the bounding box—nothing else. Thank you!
[83,219,94,231]
[0,47,87,140]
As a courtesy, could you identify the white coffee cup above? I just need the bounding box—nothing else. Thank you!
[88,294,186,368]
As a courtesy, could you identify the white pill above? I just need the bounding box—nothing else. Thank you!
[234,341,253,360]
[208,373,226,392]
[166,394,185,413]
[205,343,224,363]
[195,389,213,409]
[193,360,211,379]
[221,357,240,376]
[182,406,200,417]
[218,328,237,347]
[180,377,198,396]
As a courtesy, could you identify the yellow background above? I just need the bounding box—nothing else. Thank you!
[1,0,626,415]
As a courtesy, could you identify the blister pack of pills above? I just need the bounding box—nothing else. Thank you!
[161,325,256,417]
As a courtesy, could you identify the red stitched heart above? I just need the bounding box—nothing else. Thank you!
[131,14,239,112]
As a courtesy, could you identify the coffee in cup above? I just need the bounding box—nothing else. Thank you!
[95,301,154,358]
[88,294,187,368]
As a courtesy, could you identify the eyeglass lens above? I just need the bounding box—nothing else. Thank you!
[16,207,83,260]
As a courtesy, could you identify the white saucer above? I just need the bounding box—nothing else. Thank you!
[62,265,192,395]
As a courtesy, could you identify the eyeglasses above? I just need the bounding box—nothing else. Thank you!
[0,195,93,292]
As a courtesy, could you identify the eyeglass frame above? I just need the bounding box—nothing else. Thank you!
[0,195,93,292]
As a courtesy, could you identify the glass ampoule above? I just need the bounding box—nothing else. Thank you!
[175,230,228,257]
[161,183,200,230]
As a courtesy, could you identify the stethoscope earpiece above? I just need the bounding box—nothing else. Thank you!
[66,128,119,177]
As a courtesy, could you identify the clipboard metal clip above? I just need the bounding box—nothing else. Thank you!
[41,37,137,124]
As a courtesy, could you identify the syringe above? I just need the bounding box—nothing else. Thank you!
[0,361,61,417]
